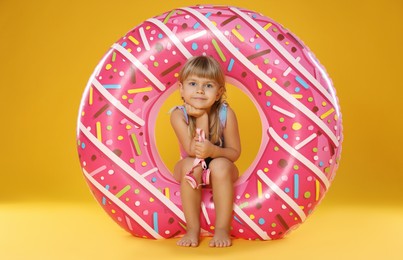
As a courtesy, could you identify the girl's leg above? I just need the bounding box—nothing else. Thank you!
[208,158,239,247]
[173,158,203,247]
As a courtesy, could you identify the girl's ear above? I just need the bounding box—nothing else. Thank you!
[216,87,224,101]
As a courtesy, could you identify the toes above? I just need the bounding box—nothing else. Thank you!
[177,237,199,247]
[209,238,232,247]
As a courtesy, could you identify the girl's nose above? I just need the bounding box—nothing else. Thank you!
[196,86,204,94]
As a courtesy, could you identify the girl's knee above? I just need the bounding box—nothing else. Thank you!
[173,158,203,182]
[209,158,238,182]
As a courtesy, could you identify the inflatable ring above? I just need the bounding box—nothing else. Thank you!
[77,5,343,240]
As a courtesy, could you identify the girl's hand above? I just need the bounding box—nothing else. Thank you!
[184,103,206,118]
[194,138,216,159]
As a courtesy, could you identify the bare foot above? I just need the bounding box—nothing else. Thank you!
[209,228,232,247]
[176,229,200,247]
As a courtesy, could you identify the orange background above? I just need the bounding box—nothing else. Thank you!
[1,0,402,259]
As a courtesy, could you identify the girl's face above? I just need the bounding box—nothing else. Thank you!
[180,75,223,112]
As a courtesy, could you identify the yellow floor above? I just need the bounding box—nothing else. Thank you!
[1,202,402,260]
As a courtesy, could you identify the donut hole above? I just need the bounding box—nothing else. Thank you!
[154,82,262,178]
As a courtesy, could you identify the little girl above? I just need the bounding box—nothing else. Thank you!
[170,55,241,247]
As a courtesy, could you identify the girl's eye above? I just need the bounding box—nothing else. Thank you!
[189,82,196,86]
[206,84,213,88]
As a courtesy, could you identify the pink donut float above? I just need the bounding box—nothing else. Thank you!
[77,5,343,240]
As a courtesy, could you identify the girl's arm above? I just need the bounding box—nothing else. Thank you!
[170,107,208,157]
[195,107,241,162]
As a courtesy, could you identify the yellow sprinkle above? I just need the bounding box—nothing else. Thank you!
[89,86,93,105]
[105,64,112,70]
[245,193,250,199]
[320,108,335,119]
[149,197,154,202]
[263,23,272,30]
[231,28,245,42]
[292,122,302,130]
[249,214,255,220]
[126,125,132,130]
[141,162,147,167]
[128,35,139,45]
[292,94,303,99]
[127,86,153,94]
[257,80,262,89]
[164,188,170,199]
[96,122,102,142]
[263,168,269,172]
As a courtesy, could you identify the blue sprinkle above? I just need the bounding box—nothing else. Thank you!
[283,134,289,139]
[266,101,271,107]
[205,12,212,18]
[102,185,110,205]
[104,84,121,89]
[153,212,159,233]
[295,87,301,93]
[285,187,290,193]
[192,42,198,50]
[255,44,261,50]
[296,76,310,89]
[294,174,299,199]
[193,22,200,29]
[233,215,243,224]
[227,58,235,72]
[151,177,157,183]
[158,33,163,39]
[258,218,265,225]
[81,142,86,149]
[106,110,112,116]
[319,161,324,167]
[122,42,127,47]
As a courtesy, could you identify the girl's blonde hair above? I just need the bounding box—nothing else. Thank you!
[178,55,227,144]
